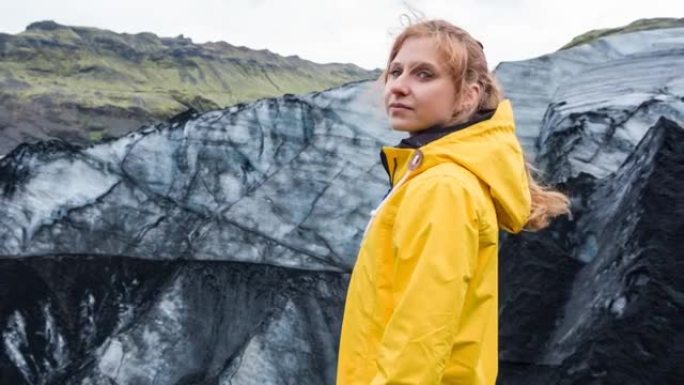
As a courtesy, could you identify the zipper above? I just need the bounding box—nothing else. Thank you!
[380,150,391,187]
[391,158,398,186]
[362,149,423,239]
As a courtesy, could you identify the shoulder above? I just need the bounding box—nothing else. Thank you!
[407,163,486,208]
[392,166,484,243]
[397,165,485,223]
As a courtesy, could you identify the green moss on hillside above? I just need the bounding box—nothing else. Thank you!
[0,20,381,152]
[559,17,684,51]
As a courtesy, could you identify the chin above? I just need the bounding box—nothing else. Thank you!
[388,117,414,130]
[389,121,422,133]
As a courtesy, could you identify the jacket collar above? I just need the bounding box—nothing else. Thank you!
[379,107,497,188]
[378,99,532,233]
[395,108,496,149]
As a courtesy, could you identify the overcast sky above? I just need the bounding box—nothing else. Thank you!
[1,0,682,70]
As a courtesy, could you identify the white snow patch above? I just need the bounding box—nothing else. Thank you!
[17,157,119,238]
[3,311,30,382]
[610,296,627,317]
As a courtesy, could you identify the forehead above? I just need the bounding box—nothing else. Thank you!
[390,36,444,68]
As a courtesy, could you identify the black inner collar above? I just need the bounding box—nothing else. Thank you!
[395,108,496,149]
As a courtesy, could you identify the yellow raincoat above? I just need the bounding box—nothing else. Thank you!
[336,99,531,385]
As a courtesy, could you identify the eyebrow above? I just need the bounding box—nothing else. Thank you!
[389,61,438,70]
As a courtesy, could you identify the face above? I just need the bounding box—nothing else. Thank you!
[384,36,460,133]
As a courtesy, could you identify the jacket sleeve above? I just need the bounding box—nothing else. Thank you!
[370,175,480,385]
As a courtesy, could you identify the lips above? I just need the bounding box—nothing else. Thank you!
[389,103,413,110]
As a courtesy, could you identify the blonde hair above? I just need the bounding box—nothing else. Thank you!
[379,17,572,231]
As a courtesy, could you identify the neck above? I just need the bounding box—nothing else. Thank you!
[396,107,497,149]
[409,117,469,137]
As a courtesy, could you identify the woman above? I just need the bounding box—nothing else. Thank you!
[336,19,571,385]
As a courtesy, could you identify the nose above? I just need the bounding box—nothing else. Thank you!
[387,73,410,96]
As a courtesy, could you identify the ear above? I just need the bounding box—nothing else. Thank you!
[465,83,481,110]
[453,83,481,114]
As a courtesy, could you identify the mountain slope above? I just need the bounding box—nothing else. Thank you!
[559,17,684,50]
[0,20,380,155]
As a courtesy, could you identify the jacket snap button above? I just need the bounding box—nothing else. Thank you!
[408,150,423,171]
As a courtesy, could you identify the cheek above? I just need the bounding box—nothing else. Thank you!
[422,86,456,116]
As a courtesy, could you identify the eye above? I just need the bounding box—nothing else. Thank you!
[417,70,433,79]
[389,69,401,77]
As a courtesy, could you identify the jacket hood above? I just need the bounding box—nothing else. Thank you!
[379,99,531,233]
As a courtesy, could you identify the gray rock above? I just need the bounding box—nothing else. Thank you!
[0,81,402,271]
[499,116,683,385]
[496,27,684,183]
